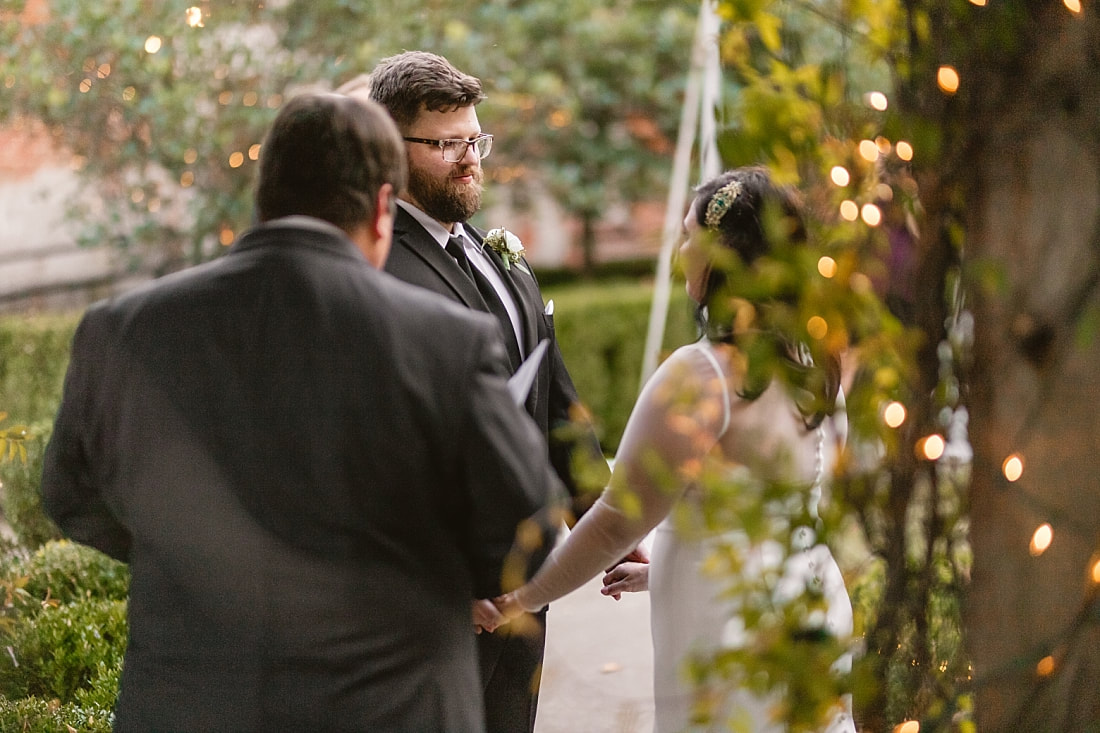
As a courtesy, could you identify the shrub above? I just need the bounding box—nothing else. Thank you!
[0,428,62,550]
[0,314,78,426]
[0,598,127,702]
[546,278,696,451]
[8,540,130,608]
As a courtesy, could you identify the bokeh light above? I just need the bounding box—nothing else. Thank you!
[830,166,850,186]
[1002,454,1024,482]
[937,65,960,94]
[839,200,859,221]
[883,401,907,428]
[896,141,914,161]
[859,139,879,162]
[228,152,245,168]
[861,203,882,226]
[1030,523,1053,556]
[248,144,262,161]
[1036,655,1055,677]
[920,434,945,461]
[1091,558,1100,584]
[807,316,828,340]
[220,228,235,246]
[186,7,205,27]
[895,721,920,733]
[817,256,837,278]
[1064,0,1081,13]
[867,91,888,111]
[144,36,162,54]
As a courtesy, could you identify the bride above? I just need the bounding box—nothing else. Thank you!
[493,166,856,732]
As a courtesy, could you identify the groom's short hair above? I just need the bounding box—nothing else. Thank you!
[338,51,485,132]
[255,93,407,232]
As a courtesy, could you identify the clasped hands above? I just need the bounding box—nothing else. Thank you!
[472,546,650,634]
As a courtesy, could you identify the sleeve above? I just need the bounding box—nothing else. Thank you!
[40,309,132,562]
[459,322,568,599]
[514,344,731,611]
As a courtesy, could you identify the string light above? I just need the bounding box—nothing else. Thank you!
[867,91,888,110]
[1030,523,1053,556]
[807,316,828,340]
[861,203,882,226]
[830,166,850,186]
[883,401,907,428]
[919,434,945,461]
[1002,454,1024,482]
[817,256,837,278]
[1036,655,1055,677]
[937,66,960,94]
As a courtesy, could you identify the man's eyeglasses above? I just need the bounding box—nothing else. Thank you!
[403,133,493,163]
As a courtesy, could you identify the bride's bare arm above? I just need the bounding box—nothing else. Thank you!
[509,347,730,613]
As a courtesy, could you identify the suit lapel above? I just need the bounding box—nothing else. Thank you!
[467,227,541,358]
[392,208,485,309]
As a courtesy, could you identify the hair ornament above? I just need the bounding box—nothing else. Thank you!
[704,179,744,230]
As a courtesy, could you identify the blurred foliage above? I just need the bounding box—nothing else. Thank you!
[0,0,699,271]
[0,540,127,731]
[0,428,61,549]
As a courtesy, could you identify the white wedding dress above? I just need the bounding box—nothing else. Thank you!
[514,341,856,732]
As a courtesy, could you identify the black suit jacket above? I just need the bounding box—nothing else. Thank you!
[386,207,609,513]
[41,218,564,733]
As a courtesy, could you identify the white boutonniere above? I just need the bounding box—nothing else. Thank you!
[483,227,530,274]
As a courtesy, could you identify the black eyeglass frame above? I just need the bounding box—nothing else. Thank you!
[402,133,493,163]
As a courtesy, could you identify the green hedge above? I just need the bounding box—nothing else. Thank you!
[0,541,127,731]
[544,278,696,452]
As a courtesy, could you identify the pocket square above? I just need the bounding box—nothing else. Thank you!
[544,299,554,316]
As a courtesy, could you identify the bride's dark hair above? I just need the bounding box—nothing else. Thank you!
[692,166,840,429]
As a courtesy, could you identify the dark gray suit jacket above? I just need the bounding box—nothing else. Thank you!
[41,217,564,733]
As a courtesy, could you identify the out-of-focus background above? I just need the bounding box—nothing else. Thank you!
[3,1,1100,731]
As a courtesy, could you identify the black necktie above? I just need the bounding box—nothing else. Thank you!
[445,236,523,369]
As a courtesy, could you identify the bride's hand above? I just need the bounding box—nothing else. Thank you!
[492,592,526,622]
[472,598,504,634]
[601,561,649,600]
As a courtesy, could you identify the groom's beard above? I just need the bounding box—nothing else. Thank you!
[408,162,483,224]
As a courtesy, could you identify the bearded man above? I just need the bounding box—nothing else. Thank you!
[339,52,617,733]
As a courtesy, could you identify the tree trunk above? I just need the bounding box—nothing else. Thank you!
[964,8,1100,730]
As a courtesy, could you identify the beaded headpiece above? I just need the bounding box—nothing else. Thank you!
[704,179,743,230]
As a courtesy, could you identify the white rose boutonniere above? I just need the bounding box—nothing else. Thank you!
[483,227,530,275]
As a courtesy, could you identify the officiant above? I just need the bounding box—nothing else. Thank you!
[40,92,565,732]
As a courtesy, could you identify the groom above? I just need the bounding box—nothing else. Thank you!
[41,93,564,732]
[339,52,611,732]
